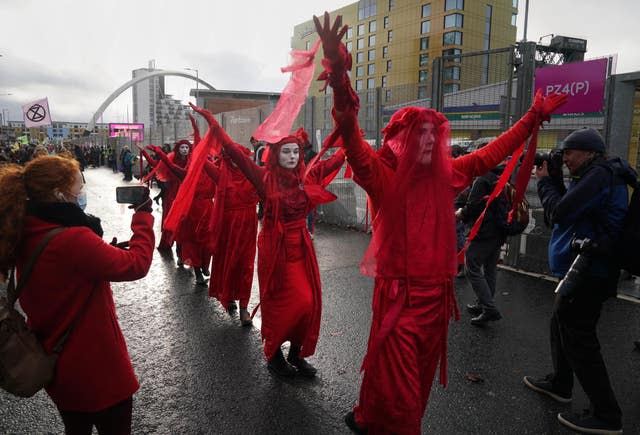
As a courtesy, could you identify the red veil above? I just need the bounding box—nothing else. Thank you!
[361,107,459,283]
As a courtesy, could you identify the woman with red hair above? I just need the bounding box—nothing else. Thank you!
[314,12,567,434]
[191,104,345,377]
[0,156,154,433]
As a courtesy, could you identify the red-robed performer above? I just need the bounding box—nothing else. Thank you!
[201,145,260,326]
[314,13,567,434]
[191,104,346,378]
[140,139,191,265]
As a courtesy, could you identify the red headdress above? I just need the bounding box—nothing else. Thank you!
[361,107,459,283]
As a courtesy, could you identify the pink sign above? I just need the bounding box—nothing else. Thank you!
[109,123,144,142]
[534,58,608,114]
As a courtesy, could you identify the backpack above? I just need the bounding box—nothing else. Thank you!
[492,182,530,236]
[597,157,640,276]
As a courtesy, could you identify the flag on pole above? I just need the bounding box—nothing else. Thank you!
[22,98,52,128]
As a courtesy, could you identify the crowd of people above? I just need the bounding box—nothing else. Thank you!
[0,11,636,435]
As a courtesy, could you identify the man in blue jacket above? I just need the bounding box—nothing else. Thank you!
[524,128,635,435]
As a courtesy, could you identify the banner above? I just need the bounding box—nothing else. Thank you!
[534,58,608,115]
[22,97,52,128]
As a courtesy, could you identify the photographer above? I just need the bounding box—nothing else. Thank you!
[524,128,634,434]
[0,156,154,434]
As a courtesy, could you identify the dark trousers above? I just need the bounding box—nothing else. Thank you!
[123,165,132,181]
[58,397,133,435]
[465,236,503,312]
[550,277,621,425]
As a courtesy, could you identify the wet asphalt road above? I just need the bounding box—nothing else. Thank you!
[1,167,639,434]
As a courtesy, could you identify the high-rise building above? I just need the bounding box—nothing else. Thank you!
[292,0,518,97]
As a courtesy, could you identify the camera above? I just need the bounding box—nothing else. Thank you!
[534,149,564,178]
[554,237,597,298]
[116,186,149,204]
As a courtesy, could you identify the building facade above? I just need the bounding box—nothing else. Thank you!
[292,0,518,98]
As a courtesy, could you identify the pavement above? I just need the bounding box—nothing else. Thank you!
[1,167,639,434]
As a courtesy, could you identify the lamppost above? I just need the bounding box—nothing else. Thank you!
[185,67,199,103]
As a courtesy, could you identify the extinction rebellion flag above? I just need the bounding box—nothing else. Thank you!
[22,97,52,128]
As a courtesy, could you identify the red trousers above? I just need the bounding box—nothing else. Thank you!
[354,279,456,434]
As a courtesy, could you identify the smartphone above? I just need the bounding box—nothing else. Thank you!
[116,186,148,204]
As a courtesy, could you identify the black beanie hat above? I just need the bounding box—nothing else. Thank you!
[560,128,605,153]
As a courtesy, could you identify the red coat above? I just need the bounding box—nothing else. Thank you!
[17,212,154,412]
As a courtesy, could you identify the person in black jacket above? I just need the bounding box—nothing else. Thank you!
[524,128,635,435]
[456,162,506,326]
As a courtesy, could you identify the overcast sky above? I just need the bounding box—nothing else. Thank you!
[1,0,638,124]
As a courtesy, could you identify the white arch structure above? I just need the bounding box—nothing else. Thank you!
[85,70,215,132]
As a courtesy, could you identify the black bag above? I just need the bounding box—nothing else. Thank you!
[597,157,640,276]
[0,228,67,397]
[492,182,530,236]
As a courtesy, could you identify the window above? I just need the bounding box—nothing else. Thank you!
[355,79,364,91]
[444,13,463,28]
[382,46,389,58]
[419,70,428,82]
[418,86,428,99]
[356,52,364,63]
[444,66,461,80]
[357,24,365,36]
[445,0,464,10]
[384,16,389,28]
[444,83,460,93]
[388,0,395,11]
[305,41,311,50]
[420,36,429,50]
[386,60,392,72]
[368,49,376,61]
[369,20,377,32]
[381,76,388,87]
[369,35,376,46]
[367,78,375,89]
[357,38,365,50]
[511,13,517,26]
[512,0,518,7]
[358,0,377,19]
[443,31,462,45]
[421,20,431,34]
[387,30,393,42]
[419,53,429,66]
[368,63,375,75]
[347,27,353,39]
[422,4,431,17]
[346,41,353,52]
[385,89,392,102]
[356,65,364,77]
[442,48,462,62]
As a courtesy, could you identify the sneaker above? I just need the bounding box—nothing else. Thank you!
[466,303,483,316]
[558,411,622,435]
[470,310,502,326]
[523,375,572,403]
[344,411,368,434]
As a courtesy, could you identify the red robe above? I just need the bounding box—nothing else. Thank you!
[204,159,259,307]
[225,143,345,360]
[339,102,541,434]
[178,171,215,269]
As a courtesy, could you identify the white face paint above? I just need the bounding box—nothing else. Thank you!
[415,122,436,166]
[178,144,190,156]
[278,143,300,169]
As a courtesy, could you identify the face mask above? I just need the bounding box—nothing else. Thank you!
[77,191,87,210]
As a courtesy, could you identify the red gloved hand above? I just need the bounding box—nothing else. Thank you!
[189,102,234,147]
[531,89,568,123]
[146,145,164,156]
[313,12,348,63]
[189,114,202,145]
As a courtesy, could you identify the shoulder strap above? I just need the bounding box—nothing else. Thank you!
[8,227,65,307]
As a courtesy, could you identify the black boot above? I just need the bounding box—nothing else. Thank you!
[344,411,368,434]
[267,349,296,377]
[195,268,206,285]
[287,346,317,377]
[470,309,502,326]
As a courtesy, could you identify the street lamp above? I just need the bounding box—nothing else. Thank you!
[184,67,199,103]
